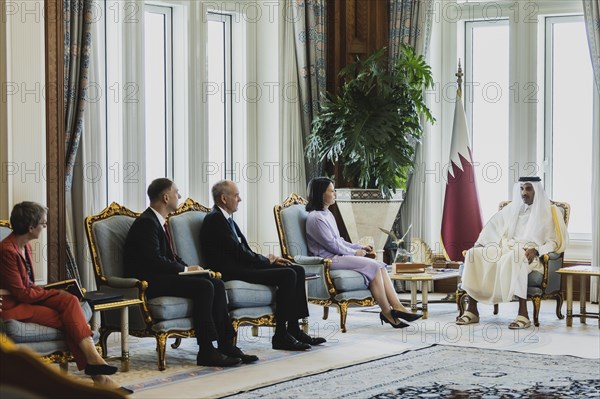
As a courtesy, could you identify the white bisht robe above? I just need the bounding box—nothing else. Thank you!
[461,183,568,304]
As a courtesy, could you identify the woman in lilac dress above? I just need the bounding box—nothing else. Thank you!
[305,178,422,328]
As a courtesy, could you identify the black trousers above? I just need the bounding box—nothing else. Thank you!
[145,275,235,347]
[223,264,309,324]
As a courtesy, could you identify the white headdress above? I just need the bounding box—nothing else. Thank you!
[505,178,561,250]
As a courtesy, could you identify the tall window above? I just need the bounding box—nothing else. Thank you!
[544,17,593,238]
[206,13,233,193]
[465,21,510,222]
[460,3,593,244]
[144,5,173,187]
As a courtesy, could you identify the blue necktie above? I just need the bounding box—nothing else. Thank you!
[228,217,238,237]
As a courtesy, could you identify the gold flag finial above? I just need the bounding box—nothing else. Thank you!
[456,59,463,98]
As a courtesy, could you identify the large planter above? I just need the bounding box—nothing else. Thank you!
[335,188,403,255]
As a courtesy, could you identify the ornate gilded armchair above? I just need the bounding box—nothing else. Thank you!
[0,220,96,372]
[85,203,195,371]
[274,194,375,333]
[457,201,570,327]
[167,198,276,335]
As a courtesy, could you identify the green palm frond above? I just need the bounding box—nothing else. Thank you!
[306,45,435,198]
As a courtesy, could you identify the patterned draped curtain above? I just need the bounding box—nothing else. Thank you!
[582,0,600,297]
[388,0,434,252]
[292,0,327,182]
[63,0,93,283]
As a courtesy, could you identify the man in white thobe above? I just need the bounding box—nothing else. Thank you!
[457,176,568,329]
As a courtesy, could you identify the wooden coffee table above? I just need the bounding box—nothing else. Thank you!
[557,265,600,328]
[90,298,144,371]
[390,269,460,319]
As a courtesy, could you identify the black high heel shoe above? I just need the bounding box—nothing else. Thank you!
[379,312,409,329]
[84,364,118,376]
[391,309,423,322]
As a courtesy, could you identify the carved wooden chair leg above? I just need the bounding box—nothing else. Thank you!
[322,306,329,320]
[171,337,182,349]
[338,303,348,333]
[59,359,69,373]
[99,330,111,357]
[156,334,168,371]
[531,296,542,327]
[555,294,564,319]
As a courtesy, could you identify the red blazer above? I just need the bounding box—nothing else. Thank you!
[0,233,59,320]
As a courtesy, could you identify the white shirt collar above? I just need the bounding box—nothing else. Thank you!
[217,206,233,220]
[149,206,167,227]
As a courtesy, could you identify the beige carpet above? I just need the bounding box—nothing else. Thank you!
[64,295,599,398]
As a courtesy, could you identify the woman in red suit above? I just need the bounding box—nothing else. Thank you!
[0,202,121,390]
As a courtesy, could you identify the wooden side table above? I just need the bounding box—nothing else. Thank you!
[90,299,144,371]
[557,265,600,328]
[390,270,460,319]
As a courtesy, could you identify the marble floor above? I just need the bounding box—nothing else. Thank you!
[87,294,599,398]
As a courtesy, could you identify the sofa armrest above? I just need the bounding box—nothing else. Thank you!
[293,255,325,265]
[541,252,563,292]
[292,259,333,301]
[105,276,140,289]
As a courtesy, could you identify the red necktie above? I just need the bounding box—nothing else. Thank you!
[163,223,176,260]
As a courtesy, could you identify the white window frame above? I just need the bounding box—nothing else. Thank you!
[439,0,591,260]
[144,4,174,182]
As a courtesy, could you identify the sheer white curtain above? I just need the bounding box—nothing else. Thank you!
[279,11,307,198]
[70,3,108,290]
[391,0,435,247]
[583,0,599,301]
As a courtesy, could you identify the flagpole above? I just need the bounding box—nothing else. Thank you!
[440,60,484,262]
[456,59,463,98]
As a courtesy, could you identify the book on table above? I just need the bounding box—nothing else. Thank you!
[179,266,212,276]
[394,263,426,274]
[43,279,84,300]
[83,291,124,305]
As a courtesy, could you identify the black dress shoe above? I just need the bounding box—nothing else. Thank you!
[291,331,326,346]
[272,333,311,351]
[197,350,241,367]
[117,387,134,395]
[391,309,423,322]
[219,345,259,364]
[84,364,118,376]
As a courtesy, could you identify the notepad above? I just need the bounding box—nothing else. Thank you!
[84,291,124,305]
[179,267,212,276]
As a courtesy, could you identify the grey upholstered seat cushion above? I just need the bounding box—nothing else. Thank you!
[151,318,194,332]
[225,281,275,308]
[146,296,193,320]
[229,306,274,319]
[3,320,66,343]
[330,269,369,292]
[3,301,93,343]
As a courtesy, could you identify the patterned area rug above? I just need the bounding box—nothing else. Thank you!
[224,344,600,398]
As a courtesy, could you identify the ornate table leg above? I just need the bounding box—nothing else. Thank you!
[580,275,587,324]
[121,307,129,372]
[410,282,418,313]
[566,275,573,327]
[422,284,429,320]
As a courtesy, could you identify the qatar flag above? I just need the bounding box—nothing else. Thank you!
[441,90,483,261]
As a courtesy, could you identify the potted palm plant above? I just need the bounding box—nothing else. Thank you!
[306,45,435,252]
[306,44,435,198]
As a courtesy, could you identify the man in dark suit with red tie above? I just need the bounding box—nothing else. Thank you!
[200,180,326,351]
[123,178,257,366]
